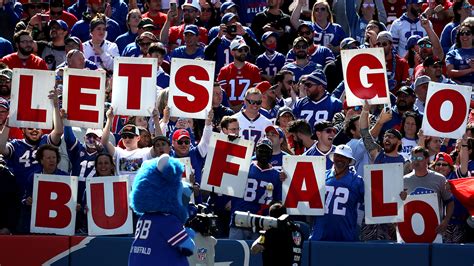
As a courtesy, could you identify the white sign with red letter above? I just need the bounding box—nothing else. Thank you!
[30,174,78,236]
[112,57,157,116]
[364,163,404,224]
[62,68,106,129]
[421,82,471,139]
[341,48,390,106]
[9,69,55,129]
[168,58,215,120]
[397,193,442,243]
[282,156,326,215]
[86,176,133,236]
[201,133,254,197]
[178,157,192,183]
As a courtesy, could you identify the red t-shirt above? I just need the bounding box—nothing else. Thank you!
[143,12,168,36]
[1,53,48,70]
[217,62,261,106]
[168,24,208,46]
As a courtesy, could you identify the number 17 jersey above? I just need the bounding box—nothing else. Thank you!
[217,62,261,106]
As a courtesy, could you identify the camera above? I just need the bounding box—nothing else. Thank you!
[228,24,237,34]
[234,211,291,232]
[186,204,219,236]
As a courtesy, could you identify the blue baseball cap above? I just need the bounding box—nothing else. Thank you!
[220,1,237,13]
[184,24,199,35]
[261,31,278,42]
[49,19,69,32]
[406,0,427,4]
[265,125,284,139]
[221,12,237,24]
[406,35,421,50]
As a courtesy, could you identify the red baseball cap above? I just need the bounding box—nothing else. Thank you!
[172,129,190,141]
[255,81,272,94]
[434,152,453,167]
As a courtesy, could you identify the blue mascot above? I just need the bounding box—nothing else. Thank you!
[128,154,195,266]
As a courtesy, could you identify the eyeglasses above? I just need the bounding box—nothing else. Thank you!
[314,7,326,12]
[419,43,432,48]
[323,128,337,134]
[376,42,389,47]
[177,139,191,145]
[237,47,249,53]
[183,8,196,13]
[298,31,312,36]
[411,156,425,161]
[303,82,316,88]
[121,134,136,139]
[435,162,449,167]
[294,44,308,49]
[246,99,262,105]
[459,31,472,36]
[362,3,375,8]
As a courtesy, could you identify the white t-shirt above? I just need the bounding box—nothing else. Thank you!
[114,147,152,183]
[401,137,418,160]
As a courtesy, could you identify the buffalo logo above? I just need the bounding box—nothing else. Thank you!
[292,231,302,246]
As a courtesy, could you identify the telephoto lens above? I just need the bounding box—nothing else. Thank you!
[234,211,279,231]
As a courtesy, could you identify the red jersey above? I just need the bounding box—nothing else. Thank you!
[384,1,406,27]
[217,62,261,106]
[1,53,48,70]
[142,11,168,36]
[46,11,78,28]
[422,1,453,36]
[168,24,208,46]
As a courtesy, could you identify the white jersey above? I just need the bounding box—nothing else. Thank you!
[389,14,428,57]
[114,147,152,183]
[233,111,272,144]
[83,40,119,71]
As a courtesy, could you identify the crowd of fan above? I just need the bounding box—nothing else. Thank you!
[0,0,473,244]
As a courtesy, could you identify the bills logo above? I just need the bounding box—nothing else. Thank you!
[292,231,302,246]
[197,248,208,261]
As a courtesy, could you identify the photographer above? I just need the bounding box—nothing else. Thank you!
[251,202,303,266]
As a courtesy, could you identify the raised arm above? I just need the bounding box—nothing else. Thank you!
[49,89,64,146]
[290,0,305,30]
[101,107,116,156]
[197,109,214,157]
[359,101,381,160]
[420,15,444,60]
[0,123,10,156]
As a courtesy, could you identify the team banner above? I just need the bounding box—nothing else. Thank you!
[363,163,404,224]
[201,133,254,197]
[397,193,442,243]
[31,174,78,236]
[421,82,471,139]
[9,69,55,129]
[112,57,158,116]
[86,176,133,236]
[62,68,106,129]
[282,155,326,215]
[341,48,390,106]
[168,58,215,120]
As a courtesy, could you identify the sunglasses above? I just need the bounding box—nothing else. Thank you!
[459,31,472,36]
[298,31,312,36]
[294,44,308,49]
[411,156,425,161]
[323,128,337,134]
[246,98,262,105]
[303,82,316,88]
[419,43,432,48]
[121,134,136,139]
[237,47,249,53]
[435,162,449,167]
[362,3,375,8]
[177,139,191,145]
[314,7,326,12]
[376,42,389,47]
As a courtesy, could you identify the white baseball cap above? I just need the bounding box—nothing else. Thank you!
[329,145,356,165]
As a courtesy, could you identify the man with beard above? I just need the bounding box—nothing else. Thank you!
[287,119,314,155]
[1,30,48,70]
[217,39,261,111]
[160,0,208,51]
[229,138,282,240]
[273,70,297,107]
[170,25,205,59]
[413,34,444,78]
[359,101,407,241]
[0,89,63,206]
[375,31,409,92]
[293,70,342,128]
[304,121,337,170]
[286,24,335,70]
[37,20,69,70]
[381,86,421,137]
[309,144,364,241]
[256,81,278,121]
[423,56,456,84]
[0,69,12,100]
[282,37,322,82]
[390,0,429,57]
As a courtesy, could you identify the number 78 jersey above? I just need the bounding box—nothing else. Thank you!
[217,62,261,106]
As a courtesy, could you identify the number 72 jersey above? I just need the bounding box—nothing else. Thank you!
[217,62,261,106]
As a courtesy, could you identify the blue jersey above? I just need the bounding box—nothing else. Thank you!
[170,46,205,60]
[293,93,343,128]
[157,70,170,89]
[310,168,364,241]
[234,0,267,25]
[71,18,121,43]
[208,26,257,43]
[312,22,347,50]
[129,212,192,266]
[285,45,335,68]
[231,163,282,220]
[255,52,286,77]
[259,106,279,121]
[207,36,234,76]
[303,144,335,170]
[281,61,322,82]
[6,135,53,194]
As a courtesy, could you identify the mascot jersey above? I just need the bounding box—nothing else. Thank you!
[129,212,192,266]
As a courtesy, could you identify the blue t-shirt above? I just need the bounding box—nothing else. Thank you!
[445,48,474,85]
[122,42,141,57]
[293,93,343,128]
[170,46,205,60]
[440,22,459,54]
[115,31,137,55]
[129,212,192,266]
[256,51,286,77]
[310,168,364,241]
[71,17,121,42]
